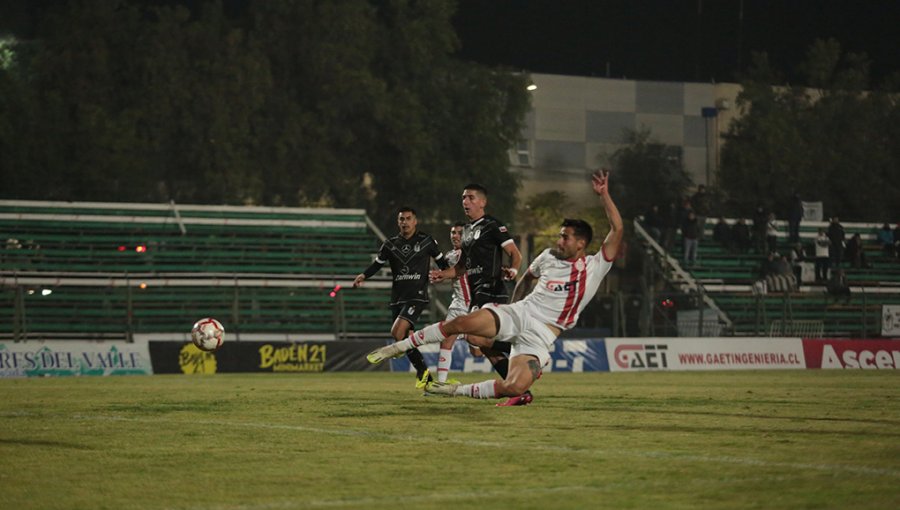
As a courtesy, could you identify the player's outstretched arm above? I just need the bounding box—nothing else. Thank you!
[354,258,385,288]
[502,242,523,280]
[592,169,624,261]
[430,260,460,283]
[510,270,538,302]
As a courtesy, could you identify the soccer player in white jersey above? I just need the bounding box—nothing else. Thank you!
[436,222,482,383]
[367,170,623,403]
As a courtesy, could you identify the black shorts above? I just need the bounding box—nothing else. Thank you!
[469,292,508,312]
[391,302,425,328]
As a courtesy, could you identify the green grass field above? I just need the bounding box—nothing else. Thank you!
[2,371,899,509]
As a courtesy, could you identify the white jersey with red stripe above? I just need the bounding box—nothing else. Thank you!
[520,247,614,330]
[445,249,471,311]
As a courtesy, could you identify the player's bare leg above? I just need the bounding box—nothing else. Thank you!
[424,354,539,403]
[367,309,499,364]
[495,355,539,406]
[467,335,508,365]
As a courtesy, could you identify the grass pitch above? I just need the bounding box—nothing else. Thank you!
[1,370,898,509]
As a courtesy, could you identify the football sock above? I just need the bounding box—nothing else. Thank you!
[456,380,497,399]
[437,348,453,382]
[492,340,512,355]
[408,322,446,347]
[490,356,509,378]
[406,348,429,376]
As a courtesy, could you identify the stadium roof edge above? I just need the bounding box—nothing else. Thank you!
[0,199,366,216]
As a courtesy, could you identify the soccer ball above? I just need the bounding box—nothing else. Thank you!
[191,318,225,352]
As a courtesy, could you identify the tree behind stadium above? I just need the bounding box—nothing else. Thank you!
[719,39,900,220]
[0,0,529,228]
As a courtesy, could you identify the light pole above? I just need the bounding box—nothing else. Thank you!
[701,107,718,186]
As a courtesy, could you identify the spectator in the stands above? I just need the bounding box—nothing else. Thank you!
[643,204,663,243]
[844,233,869,269]
[681,211,699,266]
[827,216,845,267]
[691,185,710,240]
[661,201,678,251]
[893,223,900,260]
[876,223,894,257]
[758,252,780,280]
[766,212,779,254]
[712,217,731,251]
[789,242,807,283]
[758,252,796,292]
[787,193,804,244]
[732,218,751,254]
[752,205,768,253]
[827,268,851,303]
[676,198,693,231]
[814,228,831,282]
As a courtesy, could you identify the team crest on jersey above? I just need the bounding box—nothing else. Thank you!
[413,243,421,252]
[473,228,482,240]
[575,258,586,271]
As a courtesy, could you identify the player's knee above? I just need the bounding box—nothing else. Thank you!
[452,314,475,332]
[466,335,492,350]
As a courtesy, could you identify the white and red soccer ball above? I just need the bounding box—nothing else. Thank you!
[191,318,225,352]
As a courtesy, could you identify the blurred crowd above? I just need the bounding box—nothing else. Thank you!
[641,189,900,298]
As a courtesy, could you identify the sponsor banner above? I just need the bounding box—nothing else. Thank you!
[149,339,388,374]
[605,337,805,372]
[882,305,900,336]
[802,339,900,369]
[388,339,609,374]
[0,341,152,377]
[802,201,823,222]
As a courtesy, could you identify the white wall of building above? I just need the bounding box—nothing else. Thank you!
[513,73,741,204]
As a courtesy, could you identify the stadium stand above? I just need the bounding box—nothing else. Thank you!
[635,218,900,337]
[0,200,413,341]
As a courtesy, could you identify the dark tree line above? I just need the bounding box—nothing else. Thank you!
[0,0,530,230]
[720,39,900,221]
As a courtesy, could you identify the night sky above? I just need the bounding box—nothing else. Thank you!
[2,0,898,86]
[452,0,900,85]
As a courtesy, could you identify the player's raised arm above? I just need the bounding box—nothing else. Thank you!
[592,169,624,261]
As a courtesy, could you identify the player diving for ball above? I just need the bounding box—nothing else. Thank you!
[366,170,623,404]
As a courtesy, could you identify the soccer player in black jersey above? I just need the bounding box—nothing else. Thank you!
[430,184,529,405]
[353,207,449,388]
